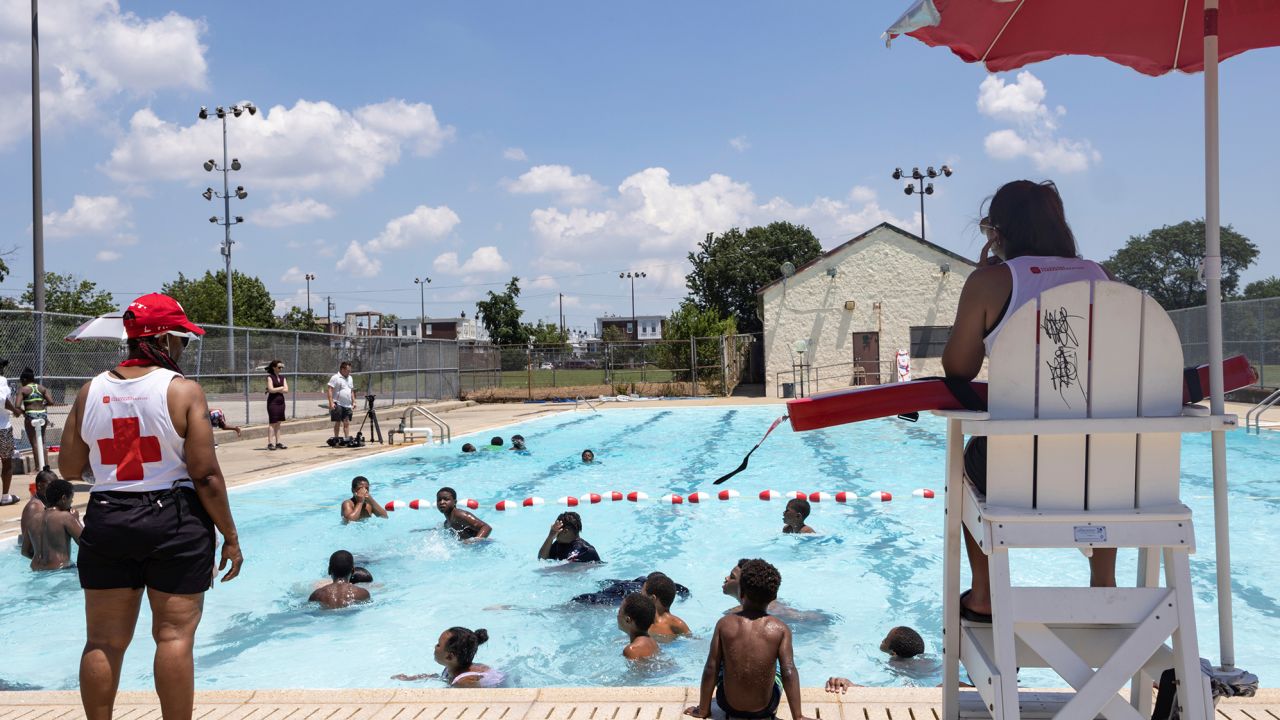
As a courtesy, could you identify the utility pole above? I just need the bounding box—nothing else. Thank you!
[559,293,564,340]
[326,296,333,328]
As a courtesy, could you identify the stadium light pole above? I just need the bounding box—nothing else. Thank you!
[620,271,646,341]
[30,0,46,380]
[305,273,316,317]
[200,102,255,369]
[415,276,431,336]
[892,165,952,241]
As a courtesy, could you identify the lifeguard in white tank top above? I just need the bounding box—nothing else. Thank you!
[983,255,1109,355]
[81,368,193,492]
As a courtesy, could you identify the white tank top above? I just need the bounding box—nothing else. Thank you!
[82,369,193,493]
[983,255,1109,355]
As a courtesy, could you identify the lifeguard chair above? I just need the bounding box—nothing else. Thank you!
[936,280,1228,720]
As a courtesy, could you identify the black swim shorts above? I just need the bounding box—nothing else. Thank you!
[78,487,216,595]
[330,405,353,422]
[963,436,988,495]
[715,665,781,720]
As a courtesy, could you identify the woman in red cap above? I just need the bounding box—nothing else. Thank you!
[59,293,243,720]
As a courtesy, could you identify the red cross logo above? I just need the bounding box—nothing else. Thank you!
[97,417,162,481]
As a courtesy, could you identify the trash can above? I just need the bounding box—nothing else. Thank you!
[780,382,795,398]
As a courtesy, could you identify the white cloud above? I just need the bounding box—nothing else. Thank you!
[433,246,510,275]
[503,147,528,161]
[273,287,317,315]
[336,240,381,278]
[106,98,455,194]
[977,72,1099,173]
[42,195,130,238]
[507,165,603,204]
[95,250,121,262]
[529,274,558,290]
[729,135,750,152]
[280,266,307,283]
[0,0,208,149]
[255,199,335,228]
[366,205,461,253]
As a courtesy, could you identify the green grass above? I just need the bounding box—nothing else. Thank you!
[498,367,677,388]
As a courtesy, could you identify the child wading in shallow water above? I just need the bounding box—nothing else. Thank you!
[782,498,816,534]
[644,572,690,638]
[825,626,928,692]
[393,627,505,687]
[618,592,660,660]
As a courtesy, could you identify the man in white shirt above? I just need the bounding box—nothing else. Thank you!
[326,361,355,446]
[0,359,18,505]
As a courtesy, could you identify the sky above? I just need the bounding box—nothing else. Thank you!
[0,0,1276,333]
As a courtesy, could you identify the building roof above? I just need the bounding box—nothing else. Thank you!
[755,222,977,295]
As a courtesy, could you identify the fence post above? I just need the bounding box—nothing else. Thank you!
[1259,301,1266,390]
[194,334,204,379]
[292,332,299,419]
[243,329,251,425]
[721,335,729,396]
[690,336,697,397]
[391,344,399,406]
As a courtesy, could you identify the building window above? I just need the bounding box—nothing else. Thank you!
[909,325,953,358]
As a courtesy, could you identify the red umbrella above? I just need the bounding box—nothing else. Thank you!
[885,0,1280,687]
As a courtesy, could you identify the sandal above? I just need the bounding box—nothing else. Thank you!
[959,590,993,624]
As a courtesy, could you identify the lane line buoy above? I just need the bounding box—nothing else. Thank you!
[787,491,807,500]
[627,491,649,502]
[759,490,782,501]
[912,488,936,499]
[495,499,518,511]
[608,491,625,502]
[581,493,603,504]
[834,491,857,503]
[558,496,580,507]
[808,491,832,503]
[659,494,684,504]
[409,499,425,510]
[522,497,545,508]
[867,491,892,502]
[718,489,740,501]
[687,491,711,503]
[464,498,480,509]
[385,499,406,511]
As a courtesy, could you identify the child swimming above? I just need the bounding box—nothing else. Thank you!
[618,592,660,660]
[644,572,690,638]
[393,627,505,687]
[782,498,815,534]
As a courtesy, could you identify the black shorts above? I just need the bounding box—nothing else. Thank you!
[78,487,216,595]
[330,406,353,423]
[964,436,988,495]
[715,665,781,720]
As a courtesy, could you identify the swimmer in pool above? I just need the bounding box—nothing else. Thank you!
[538,511,601,563]
[29,479,82,571]
[309,550,371,609]
[722,560,828,624]
[510,434,527,451]
[825,626,927,693]
[437,487,492,541]
[393,627,505,687]
[581,449,596,464]
[782,498,816,534]
[618,592,660,660]
[341,476,388,522]
[461,443,477,453]
[644,572,690,638]
[482,436,504,451]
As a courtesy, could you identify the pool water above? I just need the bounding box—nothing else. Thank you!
[1,406,1277,691]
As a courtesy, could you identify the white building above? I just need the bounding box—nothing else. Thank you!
[758,223,977,397]
[596,315,666,341]
[394,315,484,342]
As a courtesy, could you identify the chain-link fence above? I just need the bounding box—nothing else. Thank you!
[459,334,757,399]
[1167,297,1280,390]
[0,310,463,427]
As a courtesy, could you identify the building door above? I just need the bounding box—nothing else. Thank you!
[852,331,881,385]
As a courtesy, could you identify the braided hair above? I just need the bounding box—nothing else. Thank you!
[125,336,184,375]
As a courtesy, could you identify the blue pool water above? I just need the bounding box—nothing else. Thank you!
[1,405,1277,691]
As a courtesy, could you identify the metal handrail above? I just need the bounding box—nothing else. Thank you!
[1245,388,1280,432]
[575,395,599,412]
[391,405,451,444]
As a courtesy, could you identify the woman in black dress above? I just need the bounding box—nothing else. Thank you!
[265,359,288,450]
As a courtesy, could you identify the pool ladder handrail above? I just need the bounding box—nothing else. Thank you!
[575,395,599,412]
[1245,388,1280,433]
[389,405,451,444]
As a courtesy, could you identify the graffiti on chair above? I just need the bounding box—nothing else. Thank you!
[1042,306,1087,407]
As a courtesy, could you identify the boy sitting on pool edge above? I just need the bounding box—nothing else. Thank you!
[617,592,660,660]
[686,559,814,720]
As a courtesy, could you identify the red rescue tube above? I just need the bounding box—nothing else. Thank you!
[787,355,1255,432]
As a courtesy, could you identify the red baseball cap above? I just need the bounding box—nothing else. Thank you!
[123,293,205,339]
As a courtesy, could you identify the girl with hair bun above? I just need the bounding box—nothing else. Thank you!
[392,627,505,687]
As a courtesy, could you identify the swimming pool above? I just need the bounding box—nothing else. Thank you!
[1,405,1277,691]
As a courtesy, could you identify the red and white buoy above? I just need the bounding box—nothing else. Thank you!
[659,494,684,504]
[787,491,807,500]
[494,499,518,511]
[558,496,580,507]
[718,489,740,501]
[834,491,857,503]
[627,491,650,502]
[409,499,425,510]
[867,491,893,502]
[808,491,832,503]
[687,491,711,503]
[464,498,480,509]
[759,489,782,501]
[912,488,936,499]
[581,493,604,504]
[385,499,406,511]
[608,491,625,502]
[522,497,545,508]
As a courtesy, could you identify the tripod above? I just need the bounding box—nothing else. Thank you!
[354,394,383,445]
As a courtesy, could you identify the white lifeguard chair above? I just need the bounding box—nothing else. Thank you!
[936,280,1230,720]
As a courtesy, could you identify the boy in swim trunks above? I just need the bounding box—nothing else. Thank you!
[29,479,82,571]
[825,626,927,693]
[618,592,660,660]
[686,559,813,720]
[310,550,371,609]
[644,572,690,638]
[436,486,491,541]
[342,476,388,522]
[782,498,816,534]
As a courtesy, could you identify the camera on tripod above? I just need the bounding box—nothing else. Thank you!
[364,394,376,411]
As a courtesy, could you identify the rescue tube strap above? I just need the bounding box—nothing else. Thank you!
[713,414,787,485]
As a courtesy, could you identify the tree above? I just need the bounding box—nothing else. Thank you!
[686,221,823,333]
[523,320,567,346]
[1243,276,1280,300]
[162,270,277,328]
[276,306,320,331]
[1102,220,1258,310]
[602,325,627,343]
[654,301,738,387]
[476,277,524,345]
[22,272,115,315]
[378,313,399,330]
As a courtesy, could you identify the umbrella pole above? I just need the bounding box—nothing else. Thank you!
[1203,0,1235,673]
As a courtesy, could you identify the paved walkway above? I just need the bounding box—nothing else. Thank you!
[0,687,1275,719]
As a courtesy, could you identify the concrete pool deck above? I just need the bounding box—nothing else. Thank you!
[0,686,1276,719]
